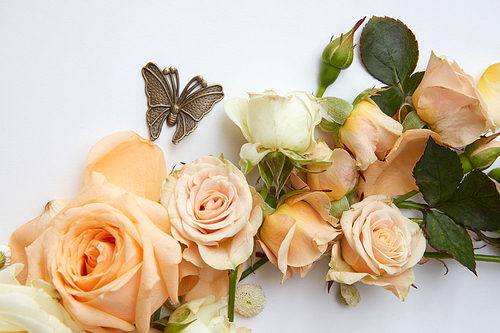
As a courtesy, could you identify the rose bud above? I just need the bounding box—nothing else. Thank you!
[478,62,500,127]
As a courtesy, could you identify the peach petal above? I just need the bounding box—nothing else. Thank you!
[84,131,167,202]
[361,268,415,301]
[357,129,442,198]
[326,243,368,285]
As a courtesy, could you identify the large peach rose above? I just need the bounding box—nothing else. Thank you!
[258,192,341,282]
[160,155,263,270]
[413,52,494,147]
[306,141,358,201]
[326,195,426,300]
[339,98,403,170]
[9,131,196,333]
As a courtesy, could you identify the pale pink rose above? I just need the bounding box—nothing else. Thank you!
[326,195,426,300]
[160,155,263,270]
[9,131,197,333]
[339,98,402,170]
[413,52,494,147]
[258,192,341,283]
[306,141,358,201]
[357,129,442,198]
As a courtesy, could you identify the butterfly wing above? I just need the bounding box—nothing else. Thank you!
[170,84,224,144]
[141,62,176,140]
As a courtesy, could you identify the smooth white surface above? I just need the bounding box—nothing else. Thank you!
[1,1,499,332]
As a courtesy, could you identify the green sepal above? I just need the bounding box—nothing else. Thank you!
[164,321,196,333]
[413,137,463,206]
[240,158,257,175]
[319,118,341,132]
[320,97,353,125]
[359,16,419,86]
[489,168,500,182]
[329,196,350,219]
[275,189,312,208]
[402,110,427,132]
[475,230,500,248]
[260,151,294,196]
[424,210,476,275]
[352,87,385,106]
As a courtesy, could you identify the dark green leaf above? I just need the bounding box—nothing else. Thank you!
[371,85,404,116]
[403,71,425,96]
[360,16,419,86]
[413,137,463,206]
[436,169,500,231]
[424,210,476,274]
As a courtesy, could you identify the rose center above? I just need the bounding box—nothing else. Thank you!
[83,235,116,276]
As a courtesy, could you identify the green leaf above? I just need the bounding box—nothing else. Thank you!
[261,152,294,196]
[329,196,350,219]
[403,71,424,96]
[413,137,463,206]
[371,85,404,116]
[424,210,476,274]
[436,169,500,231]
[360,16,419,86]
[164,320,196,333]
[320,97,353,125]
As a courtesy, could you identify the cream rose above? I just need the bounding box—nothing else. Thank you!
[160,155,263,270]
[224,89,322,169]
[9,131,197,333]
[258,191,341,282]
[326,195,426,300]
[339,97,403,170]
[0,263,84,333]
[413,52,494,147]
[167,295,251,333]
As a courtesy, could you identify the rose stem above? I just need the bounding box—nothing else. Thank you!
[394,200,428,211]
[424,252,500,263]
[392,190,419,205]
[228,265,240,322]
[239,256,270,281]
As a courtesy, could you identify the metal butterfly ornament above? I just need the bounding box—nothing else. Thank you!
[142,62,224,144]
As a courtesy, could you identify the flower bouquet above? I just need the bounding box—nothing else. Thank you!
[1,11,500,333]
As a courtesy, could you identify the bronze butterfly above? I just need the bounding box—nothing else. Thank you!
[141,62,224,144]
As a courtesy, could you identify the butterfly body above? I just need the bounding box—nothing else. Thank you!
[142,62,224,144]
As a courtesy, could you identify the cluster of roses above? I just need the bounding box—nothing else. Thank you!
[4,47,500,333]
[8,131,257,332]
[224,52,500,301]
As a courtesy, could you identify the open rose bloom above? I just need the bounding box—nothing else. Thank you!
[160,155,263,271]
[9,131,198,333]
[413,52,495,147]
[259,191,341,282]
[326,195,426,301]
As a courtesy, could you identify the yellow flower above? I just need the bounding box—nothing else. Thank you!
[478,62,500,127]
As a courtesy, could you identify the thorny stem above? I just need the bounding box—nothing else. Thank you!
[240,256,270,281]
[424,252,500,263]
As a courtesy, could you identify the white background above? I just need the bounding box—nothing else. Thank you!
[1,1,500,332]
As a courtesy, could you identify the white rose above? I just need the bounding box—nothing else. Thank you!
[167,295,251,333]
[0,263,84,333]
[224,89,321,169]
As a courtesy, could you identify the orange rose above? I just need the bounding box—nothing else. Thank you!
[258,192,341,282]
[413,52,494,147]
[9,131,196,333]
[306,141,358,201]
[339,98,402,170]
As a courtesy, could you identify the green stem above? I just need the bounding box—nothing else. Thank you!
[424,252,500,263]
[240,256,270,281]
[395,200,428,211]
[228,265,240,322]
[392,190,419,205]
[316,85,327,98]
